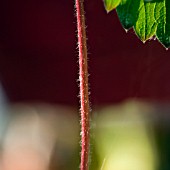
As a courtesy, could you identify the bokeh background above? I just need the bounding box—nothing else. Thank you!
[0,0,170,170]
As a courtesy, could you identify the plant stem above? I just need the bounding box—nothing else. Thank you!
[75,0,90,170]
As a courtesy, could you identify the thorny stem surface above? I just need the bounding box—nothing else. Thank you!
[75,0,90,170]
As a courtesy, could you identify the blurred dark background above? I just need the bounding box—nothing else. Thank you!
[1,1,170,170]
[0,0,170,106]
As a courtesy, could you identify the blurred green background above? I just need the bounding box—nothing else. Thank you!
[0,97,170,170]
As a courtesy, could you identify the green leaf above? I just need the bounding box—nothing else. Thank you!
[116,0,140,30]
[104,0,170,48]
[155,0,170,48]
[134,0,157,42]
[104,0,121,13]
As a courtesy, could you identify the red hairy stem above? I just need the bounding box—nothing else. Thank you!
[75,0,90,170]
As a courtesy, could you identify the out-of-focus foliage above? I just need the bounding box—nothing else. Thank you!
[0,101,170,170]
[93,101,158,170]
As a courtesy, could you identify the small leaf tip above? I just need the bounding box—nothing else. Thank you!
[124,29,129,33]
[106,9,111,13]
[104,0,121,13]
[104,6,113,13]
